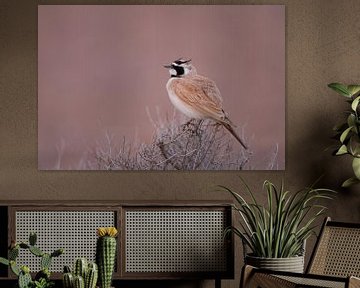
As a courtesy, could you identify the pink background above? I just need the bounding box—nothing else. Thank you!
[38,5,285,170]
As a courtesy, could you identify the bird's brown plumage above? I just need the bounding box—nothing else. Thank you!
[165,60,248,149]
[168,76,225,121]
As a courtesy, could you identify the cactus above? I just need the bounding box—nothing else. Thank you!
[0,232,64,288]
[29,232,37,246]
[51,248,64,257]
[74,275,85,288]
[21,265,30,274]
[19,243,30,249]
[35,268,51,281]
[62,266,74,288]
[41,253,52,270]
[29,245,44,257]
[63,272,74,288]
[85,263,98,288]
[96,227,118,288]
[18,267,32,288]
[64,265,72,273]
[9,246,19,260]
[63,259,98,288]
[74,258,88,279]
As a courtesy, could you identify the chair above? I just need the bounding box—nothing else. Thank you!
[241,217,360,288]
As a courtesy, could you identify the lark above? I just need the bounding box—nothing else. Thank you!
[164,58,247,149]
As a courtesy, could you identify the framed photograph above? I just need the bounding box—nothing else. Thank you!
[38,5,285,170]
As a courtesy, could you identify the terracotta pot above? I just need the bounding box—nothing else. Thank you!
[245,254,305,273]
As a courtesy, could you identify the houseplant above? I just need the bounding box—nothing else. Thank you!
[328,82,360,187]
[0,232,63,288]
[96,227,118,288]
[62,258,98,288]
[220,178,334,272]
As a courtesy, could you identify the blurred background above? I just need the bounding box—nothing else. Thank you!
[38,5,285,170]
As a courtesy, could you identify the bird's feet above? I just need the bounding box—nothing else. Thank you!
[181,119,203,136]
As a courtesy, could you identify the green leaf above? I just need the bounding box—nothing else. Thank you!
[349,135,360,157]
[0,257,9,266]
[340,126,353,143]
[328,83,350,97]
[222,179,335,258]
[352,96,360,111]
[347,114,356,128]
[352,157,360,179]
[336,145,348,155]
[347,85,360,97]
[10,261,20,276]
[342,177,360,188]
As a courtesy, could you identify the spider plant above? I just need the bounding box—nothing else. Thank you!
[221,179,335,258]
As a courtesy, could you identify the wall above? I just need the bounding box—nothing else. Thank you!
[1,0,360,287]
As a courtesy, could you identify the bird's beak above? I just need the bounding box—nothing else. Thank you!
[163,64,172,69]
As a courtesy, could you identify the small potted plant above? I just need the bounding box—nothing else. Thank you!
[0,232,64,288]
[96,227,118,288]
[220,178,334,273]
[62,227,118,288]
[62,258,98,288]
[328,82,360,187]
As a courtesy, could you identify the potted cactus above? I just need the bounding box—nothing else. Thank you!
[0,232,63,288]
[96,227,118,288]
[62,258,98,288]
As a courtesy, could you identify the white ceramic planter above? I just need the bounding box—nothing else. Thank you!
[245,254,305,273]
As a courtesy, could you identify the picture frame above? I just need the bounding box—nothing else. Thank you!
[38,5,285,170]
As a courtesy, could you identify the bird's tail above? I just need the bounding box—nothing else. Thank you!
[222,122,248,149]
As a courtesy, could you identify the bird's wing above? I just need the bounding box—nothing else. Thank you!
[172,77,225,120]
[190,75,223,105]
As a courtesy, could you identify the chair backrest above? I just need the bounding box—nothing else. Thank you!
[307,217,360,277]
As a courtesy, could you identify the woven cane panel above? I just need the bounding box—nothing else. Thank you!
[15,211,115,272]
[277,275,345,288]
[250,273,296,288]
[125,210,227,273]
[310,226,360,277]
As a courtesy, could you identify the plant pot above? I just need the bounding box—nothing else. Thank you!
[245,254,305,273]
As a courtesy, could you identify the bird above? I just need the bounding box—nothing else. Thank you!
[163,58,248,149]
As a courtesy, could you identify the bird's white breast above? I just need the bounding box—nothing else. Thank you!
[166,78,202,119]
